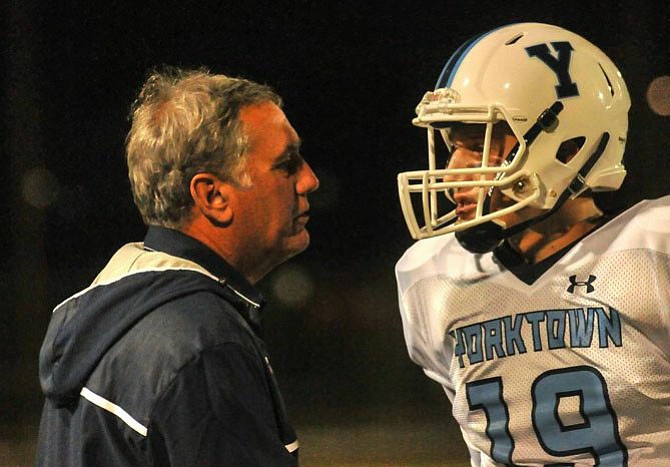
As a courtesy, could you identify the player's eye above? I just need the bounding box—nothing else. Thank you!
[463,139,485,153]
[451,141,484,154]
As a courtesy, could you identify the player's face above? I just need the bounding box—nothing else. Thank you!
[444,124,518,223]
[232,102,319,276]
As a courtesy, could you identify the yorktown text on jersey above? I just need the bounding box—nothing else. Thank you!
[450,306,622,368]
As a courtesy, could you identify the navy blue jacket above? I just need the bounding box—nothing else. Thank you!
[37,227,299,466]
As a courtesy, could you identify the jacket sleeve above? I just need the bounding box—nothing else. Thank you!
[148,342,299,467]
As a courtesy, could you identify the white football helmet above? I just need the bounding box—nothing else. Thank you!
[397,23,630,252]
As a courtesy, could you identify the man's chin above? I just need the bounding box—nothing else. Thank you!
[455,215,475,224]
[283,230,311,257]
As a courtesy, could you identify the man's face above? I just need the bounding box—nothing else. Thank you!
[231,102,319,276]
[444,123,521,225]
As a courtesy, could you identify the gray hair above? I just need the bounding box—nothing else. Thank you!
[126,67,282,228]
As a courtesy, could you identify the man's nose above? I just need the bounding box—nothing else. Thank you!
[297,161,319,195]
[443,152,475,183]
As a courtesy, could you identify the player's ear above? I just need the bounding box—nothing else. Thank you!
[190,173,233,226]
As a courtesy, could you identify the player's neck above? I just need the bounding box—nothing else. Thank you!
[508,197,603,264]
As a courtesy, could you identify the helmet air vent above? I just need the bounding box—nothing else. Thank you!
[598,63,615,97]
[505,33,525,46]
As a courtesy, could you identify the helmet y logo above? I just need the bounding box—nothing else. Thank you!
[525,41,580,98]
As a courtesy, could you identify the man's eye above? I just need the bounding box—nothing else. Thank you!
[275,152,304,175]
[452,142,483,154]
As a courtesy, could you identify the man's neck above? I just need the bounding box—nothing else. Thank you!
[508,198,603,264]
[181,217,267,285]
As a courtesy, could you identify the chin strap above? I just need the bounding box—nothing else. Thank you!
[456,102,610,254]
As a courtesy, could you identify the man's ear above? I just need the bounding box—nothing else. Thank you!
[190,173,234,226]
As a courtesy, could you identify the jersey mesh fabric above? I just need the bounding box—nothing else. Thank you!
[397,197,670,466]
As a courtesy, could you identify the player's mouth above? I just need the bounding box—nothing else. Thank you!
[455,203,476,219]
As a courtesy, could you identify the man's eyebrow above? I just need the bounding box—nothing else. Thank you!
[274,140,302,161]
[270,141,303,173]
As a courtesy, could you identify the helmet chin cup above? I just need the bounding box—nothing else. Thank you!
[455,221,504,253]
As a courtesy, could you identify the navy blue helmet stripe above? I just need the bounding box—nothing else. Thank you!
[435,34,480,89]
[435,26,505,89]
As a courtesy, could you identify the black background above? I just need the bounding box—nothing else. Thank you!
[3,0,669,463]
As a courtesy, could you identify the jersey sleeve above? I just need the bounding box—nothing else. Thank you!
[397,271,455,392]
[149,342,298,467]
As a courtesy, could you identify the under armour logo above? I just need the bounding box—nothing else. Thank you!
[567,275,596,294]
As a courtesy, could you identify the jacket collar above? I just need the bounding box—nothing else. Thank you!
[143,226,266,321]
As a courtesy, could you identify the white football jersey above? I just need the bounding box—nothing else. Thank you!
[396,196,670,466]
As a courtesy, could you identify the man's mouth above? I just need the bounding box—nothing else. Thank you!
[295,211,310,223]
[455,203,476,218]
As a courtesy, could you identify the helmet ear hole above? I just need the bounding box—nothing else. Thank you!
[555,137,585,164]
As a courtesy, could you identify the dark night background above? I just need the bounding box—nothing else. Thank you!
[3,0,669,464]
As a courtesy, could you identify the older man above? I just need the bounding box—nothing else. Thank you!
[37,68,319,466]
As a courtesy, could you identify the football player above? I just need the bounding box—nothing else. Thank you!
[396,22,670,465]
